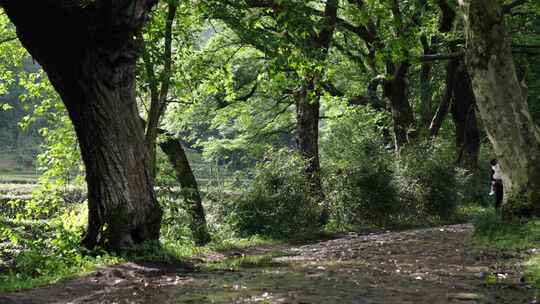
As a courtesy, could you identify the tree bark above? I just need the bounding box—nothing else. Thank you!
[295,0,337,204]
[160,135,211,246]
[295,83,322,198]
[451,62,480,171]
[2,0,162,250]
[429,58,459,138]
[384,61,416,151]
[460,0,540,216]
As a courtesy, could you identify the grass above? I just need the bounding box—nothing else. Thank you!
[472,209,540,249]
[0,222,280,293]
[0,238,281,293]
[0,183,35,195]
[0,254,122,292]
[472,208,540,289]
[206,251,288,271]
[0,173,38,185]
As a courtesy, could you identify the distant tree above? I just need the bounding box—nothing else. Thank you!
[202,0,339,207]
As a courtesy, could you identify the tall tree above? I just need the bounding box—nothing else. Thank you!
[139,1,210,245]
[336,0,421,151]
[204,0,338,200]
[0,0,163,250]
[293,0,338,200]
[460,0,540,215]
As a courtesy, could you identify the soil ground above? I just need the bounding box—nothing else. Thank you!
[0,224,536,304]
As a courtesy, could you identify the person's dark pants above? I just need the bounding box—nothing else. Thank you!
[494,180,503,211]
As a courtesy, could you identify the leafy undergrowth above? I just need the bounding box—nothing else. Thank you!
[472,208,540,289]
[0,211,278,293]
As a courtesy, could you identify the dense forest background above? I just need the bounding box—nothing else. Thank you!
[0,0,540,299]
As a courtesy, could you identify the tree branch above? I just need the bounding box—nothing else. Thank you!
[157,4,178,112]
[0,36,16,45]
[244,0,274,8]
[419,52,464,62]
[322,80,385,110]
[503,0,529,13]
[512,44,540,49]
[430,59,459,138]
[436,0,456,32]
[235,82,258,102]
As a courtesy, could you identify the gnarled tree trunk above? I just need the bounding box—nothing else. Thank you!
[460,0,540,216]
[2,0,162,250]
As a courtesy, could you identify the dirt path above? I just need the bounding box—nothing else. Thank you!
[0,224,536,304]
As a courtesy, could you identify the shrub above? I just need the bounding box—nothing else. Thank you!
[396,144,458,221]
[472,208,509,238]
[232,148,321,238]
[0,205,121,292]
[326,159,400,228]
[322,107,401,228]
[472,208,540,248]
[501,189,538,221]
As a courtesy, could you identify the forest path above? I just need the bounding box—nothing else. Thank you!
[0,224,535,304]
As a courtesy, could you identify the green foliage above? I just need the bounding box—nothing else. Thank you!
[326,162,400,228]
[0,205,121,292]
[473,209,540,249]
[154,150,197,244]
[472,209,512,240]
[396,143,458,221]
[525,255,540,290]
[322,105,399,228]
[501,189,535,221]
[472,209,540,289]
[322,110,459,227]
[232,148,321,238]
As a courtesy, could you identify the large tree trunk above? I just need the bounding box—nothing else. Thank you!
[2,0,162,250]
[460,0,540,216]
[451,62,480,171]
[160,135,211,246]
[70,55,162,250]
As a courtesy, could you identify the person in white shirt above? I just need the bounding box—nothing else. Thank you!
[489,159,503,210]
